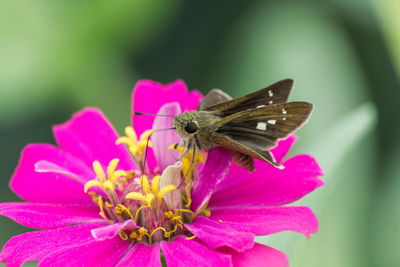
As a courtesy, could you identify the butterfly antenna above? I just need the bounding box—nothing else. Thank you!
[134,112,175,118]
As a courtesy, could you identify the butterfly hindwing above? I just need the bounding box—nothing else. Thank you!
[214,134,283,169]
[198,89,232,111]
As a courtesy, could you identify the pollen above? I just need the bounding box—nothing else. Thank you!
[129,227,149,241]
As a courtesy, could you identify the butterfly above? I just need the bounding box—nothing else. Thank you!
[172,79,313,171]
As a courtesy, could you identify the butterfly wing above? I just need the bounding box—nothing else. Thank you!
[212,134,282,170]
[198,89,232,110]
[213,102,313,169]
[200,79,294,115]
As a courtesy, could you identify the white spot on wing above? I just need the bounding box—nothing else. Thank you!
[257,105,265,108]
[256,122,267,130]
[282,108,287,114]
[268,90,273,97]
[267,120,276,124]
[283,117,286,121]
[269,100,273,104]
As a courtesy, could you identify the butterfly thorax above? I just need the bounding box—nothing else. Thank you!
[173,110,220,152]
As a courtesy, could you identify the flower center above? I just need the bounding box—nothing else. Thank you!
[84,127,208,244]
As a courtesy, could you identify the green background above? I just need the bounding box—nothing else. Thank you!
[0,1,399,266]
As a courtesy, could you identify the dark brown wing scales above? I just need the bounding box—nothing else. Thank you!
[216,102,313,147]
[203,79,294,115]
[214,102,312,169]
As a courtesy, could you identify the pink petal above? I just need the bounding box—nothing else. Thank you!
[191,147,232,214]
[160,236,232,266]
[0,222,105,267]
[91,219,138,241]
[270,135,297,163]
[53,108,136,172]
[209,206,319,239]
[38,235,131,267]
[152,102,181,171]
[184,216,254,252]
[10,144,94,204]
[226,243,289,267]
[0,202,100,229]
[132,79,203,136]
[35,160,85,183]
[116,243,161,267]
[211,155,323,208]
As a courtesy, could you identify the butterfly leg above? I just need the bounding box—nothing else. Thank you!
[177,146,196,190]
[176,140,192,161]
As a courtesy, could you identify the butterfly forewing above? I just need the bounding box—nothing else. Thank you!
[201,79,294,115]
[216,102,313,150]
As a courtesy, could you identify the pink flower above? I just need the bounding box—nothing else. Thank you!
[0,80,323,266]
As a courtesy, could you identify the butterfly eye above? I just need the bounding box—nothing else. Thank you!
[184,122,198,133]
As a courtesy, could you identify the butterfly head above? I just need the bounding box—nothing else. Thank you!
[173,111,199,138]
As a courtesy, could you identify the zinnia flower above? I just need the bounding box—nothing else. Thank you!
[0,80,323,266]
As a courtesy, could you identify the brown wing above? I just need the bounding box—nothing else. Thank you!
[198,89,232,111]
[213,133,283,169]
[215,102,313,150]
[202,79,294,116]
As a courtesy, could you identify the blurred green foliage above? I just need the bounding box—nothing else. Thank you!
[0,0,399,266]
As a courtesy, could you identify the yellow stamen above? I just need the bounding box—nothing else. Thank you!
[84,180,103,193]
[164,224,183,238]
[141,175,151,195]
[194,201,210,217]
[125,126,138,143]
[115,204,134,219]
[185,183,192,208]
[93,161,106,182]
[107,159,119,178]
[157,185,177,203]
[164,210,183,225]
[111,170,127,184]
[145,194,156,207]
[149,227,167,239]
[127,174,176,208]
[130,227,149,241]
[169,144,205,179]
[178,209,193,215]
[85,158,126,202]
[151,175,161,196]
[116,127,139,156]
[94,196,108,220]
[103,180,115,192]
[186,235,196,240]
[118,230,129,241]
[135,205,147,222]
[164,211,174,218]
[125,192,147,204]
[116,136,134,147]
[202,210,211,217]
